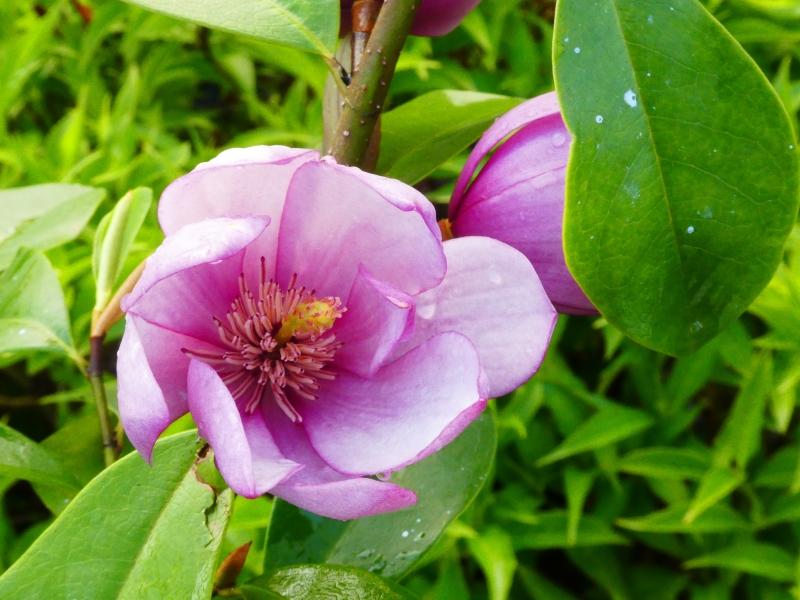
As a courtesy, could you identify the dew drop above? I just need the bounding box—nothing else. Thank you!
[595,115,604,124]
[401,530,410,538]
[551,132,566,147]
[343,130,351,137]
[686,225,695,234]
[647,14,654,24]
[574,47,581,54]
[624,89,638,108]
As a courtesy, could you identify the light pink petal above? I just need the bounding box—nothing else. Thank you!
[276,160,446,298]
[394,237,557,397]
[265,402,417,520]
[334,267,415,377]
[411,0,481,36]
[300,332,486,476]
[122,217,268,343]
[187,360,301,498]
[117,315,218,460]
[450,92,562,219]
[452,116,595,314]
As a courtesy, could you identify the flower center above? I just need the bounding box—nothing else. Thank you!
[186,259,344,422]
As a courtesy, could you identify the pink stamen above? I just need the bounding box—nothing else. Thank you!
[186,263,345,422]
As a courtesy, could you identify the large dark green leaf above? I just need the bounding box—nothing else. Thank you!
[378,91,522,184]
[123,0,339,57]
[0,431,232,599]
[265,413,496,578]
[0,183,104,271]
[239,565,414,599]
[554,0,799,355]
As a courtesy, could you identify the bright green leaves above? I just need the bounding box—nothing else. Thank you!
[93,187,152,312]
[0,249,80,364]
[265,413,496,579]
[0,432,232,599]
[0,183,104,271]
[0,423,80,492]
[555,0,800,355]
[378,91,522,185]
[123,0,339,57]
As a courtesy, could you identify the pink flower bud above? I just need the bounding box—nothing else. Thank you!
[449,92,597,315]
[341,0,480,37]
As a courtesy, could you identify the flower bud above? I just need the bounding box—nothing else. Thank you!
[341,0,480,37]
[449,92,597,315]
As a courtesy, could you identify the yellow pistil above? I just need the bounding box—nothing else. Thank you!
[275,299,343,344]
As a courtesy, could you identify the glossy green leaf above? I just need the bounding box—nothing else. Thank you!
[467,527,517,600]
[0,183,104,271]
[684,542,796,582]
[240,565,413,599]
[378,91,522,184]
[0,431,233,599]
[554,0,800,355]
[265,413,496,578]
[123,0,339,57]
[93,187,152,311]
[618,447,710,480]
[0,422,80,492]
[0,249,79,363]
[617,503,749,533]
[537,404,653,466]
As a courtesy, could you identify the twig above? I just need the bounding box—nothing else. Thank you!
[89,336,117,467]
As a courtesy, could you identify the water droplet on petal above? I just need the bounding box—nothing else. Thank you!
[551,133,566,147]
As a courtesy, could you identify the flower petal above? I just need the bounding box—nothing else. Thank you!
[411,0,481,36]
[394,237,557,397]
[264,402,417,520]
[276,160,446,298]
[334,267,415,377]
[122,217,268,343]
[300,332,486,476]
[187,360,301,498]
[450,92,562,220]
[117,315,216,460]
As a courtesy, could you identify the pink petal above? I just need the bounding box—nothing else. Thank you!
[394,237,557,397]
[334,267,415,377]
[300,332,486,476]
[187,360,301,498]
[122,217,268,343]
[411,0,481,36]
[276,160,446,298]
[117,315,218,460]
[264,402,417,520]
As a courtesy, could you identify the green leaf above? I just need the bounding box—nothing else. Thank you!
[0,249,79,363]
[265,413,496,578]
[0,183,105,271]
[554,0,800,355]
[123,0,339,57]
[617,503,750,533]
[537,404,653,466]
[684,465,744,523]
[378,91,522,185]
[512,511,627,550]
[564,468,595,545]
[93,187,152,311]
[684,542,796,582]
[467,527,517,600]
[618,447,710,480]
[240,565,414,599]
[0,422,80,492]
[0,431,233,599]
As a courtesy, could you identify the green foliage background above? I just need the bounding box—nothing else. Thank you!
[1,0,800,598]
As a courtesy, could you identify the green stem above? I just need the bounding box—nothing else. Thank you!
[328,0,418,167]
[89,336,117,467]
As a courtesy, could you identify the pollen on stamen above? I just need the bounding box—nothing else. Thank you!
[184,260,345,422]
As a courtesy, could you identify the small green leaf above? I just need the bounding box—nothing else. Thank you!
[537,404,653,466]
[265,413,496,578]
[240,565,414,599]
[512,511,627,550]
[123,0,339,57]
[555,0,800,355]
[93,187,152,311]
[467,527,517,600]
[378,91,522,185]
[0,431,233,599]
[0,249,79,363]
[618,447,711,480]
[684,542,796,582]
[617,503,749,533]
[564,468,595,545]
[0,183,104,271]
[0,423,80,492]
[684,465,744,523]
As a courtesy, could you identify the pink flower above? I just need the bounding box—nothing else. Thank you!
[341,0,480,37]
[117,146,555,520]
[449,92,597,315]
